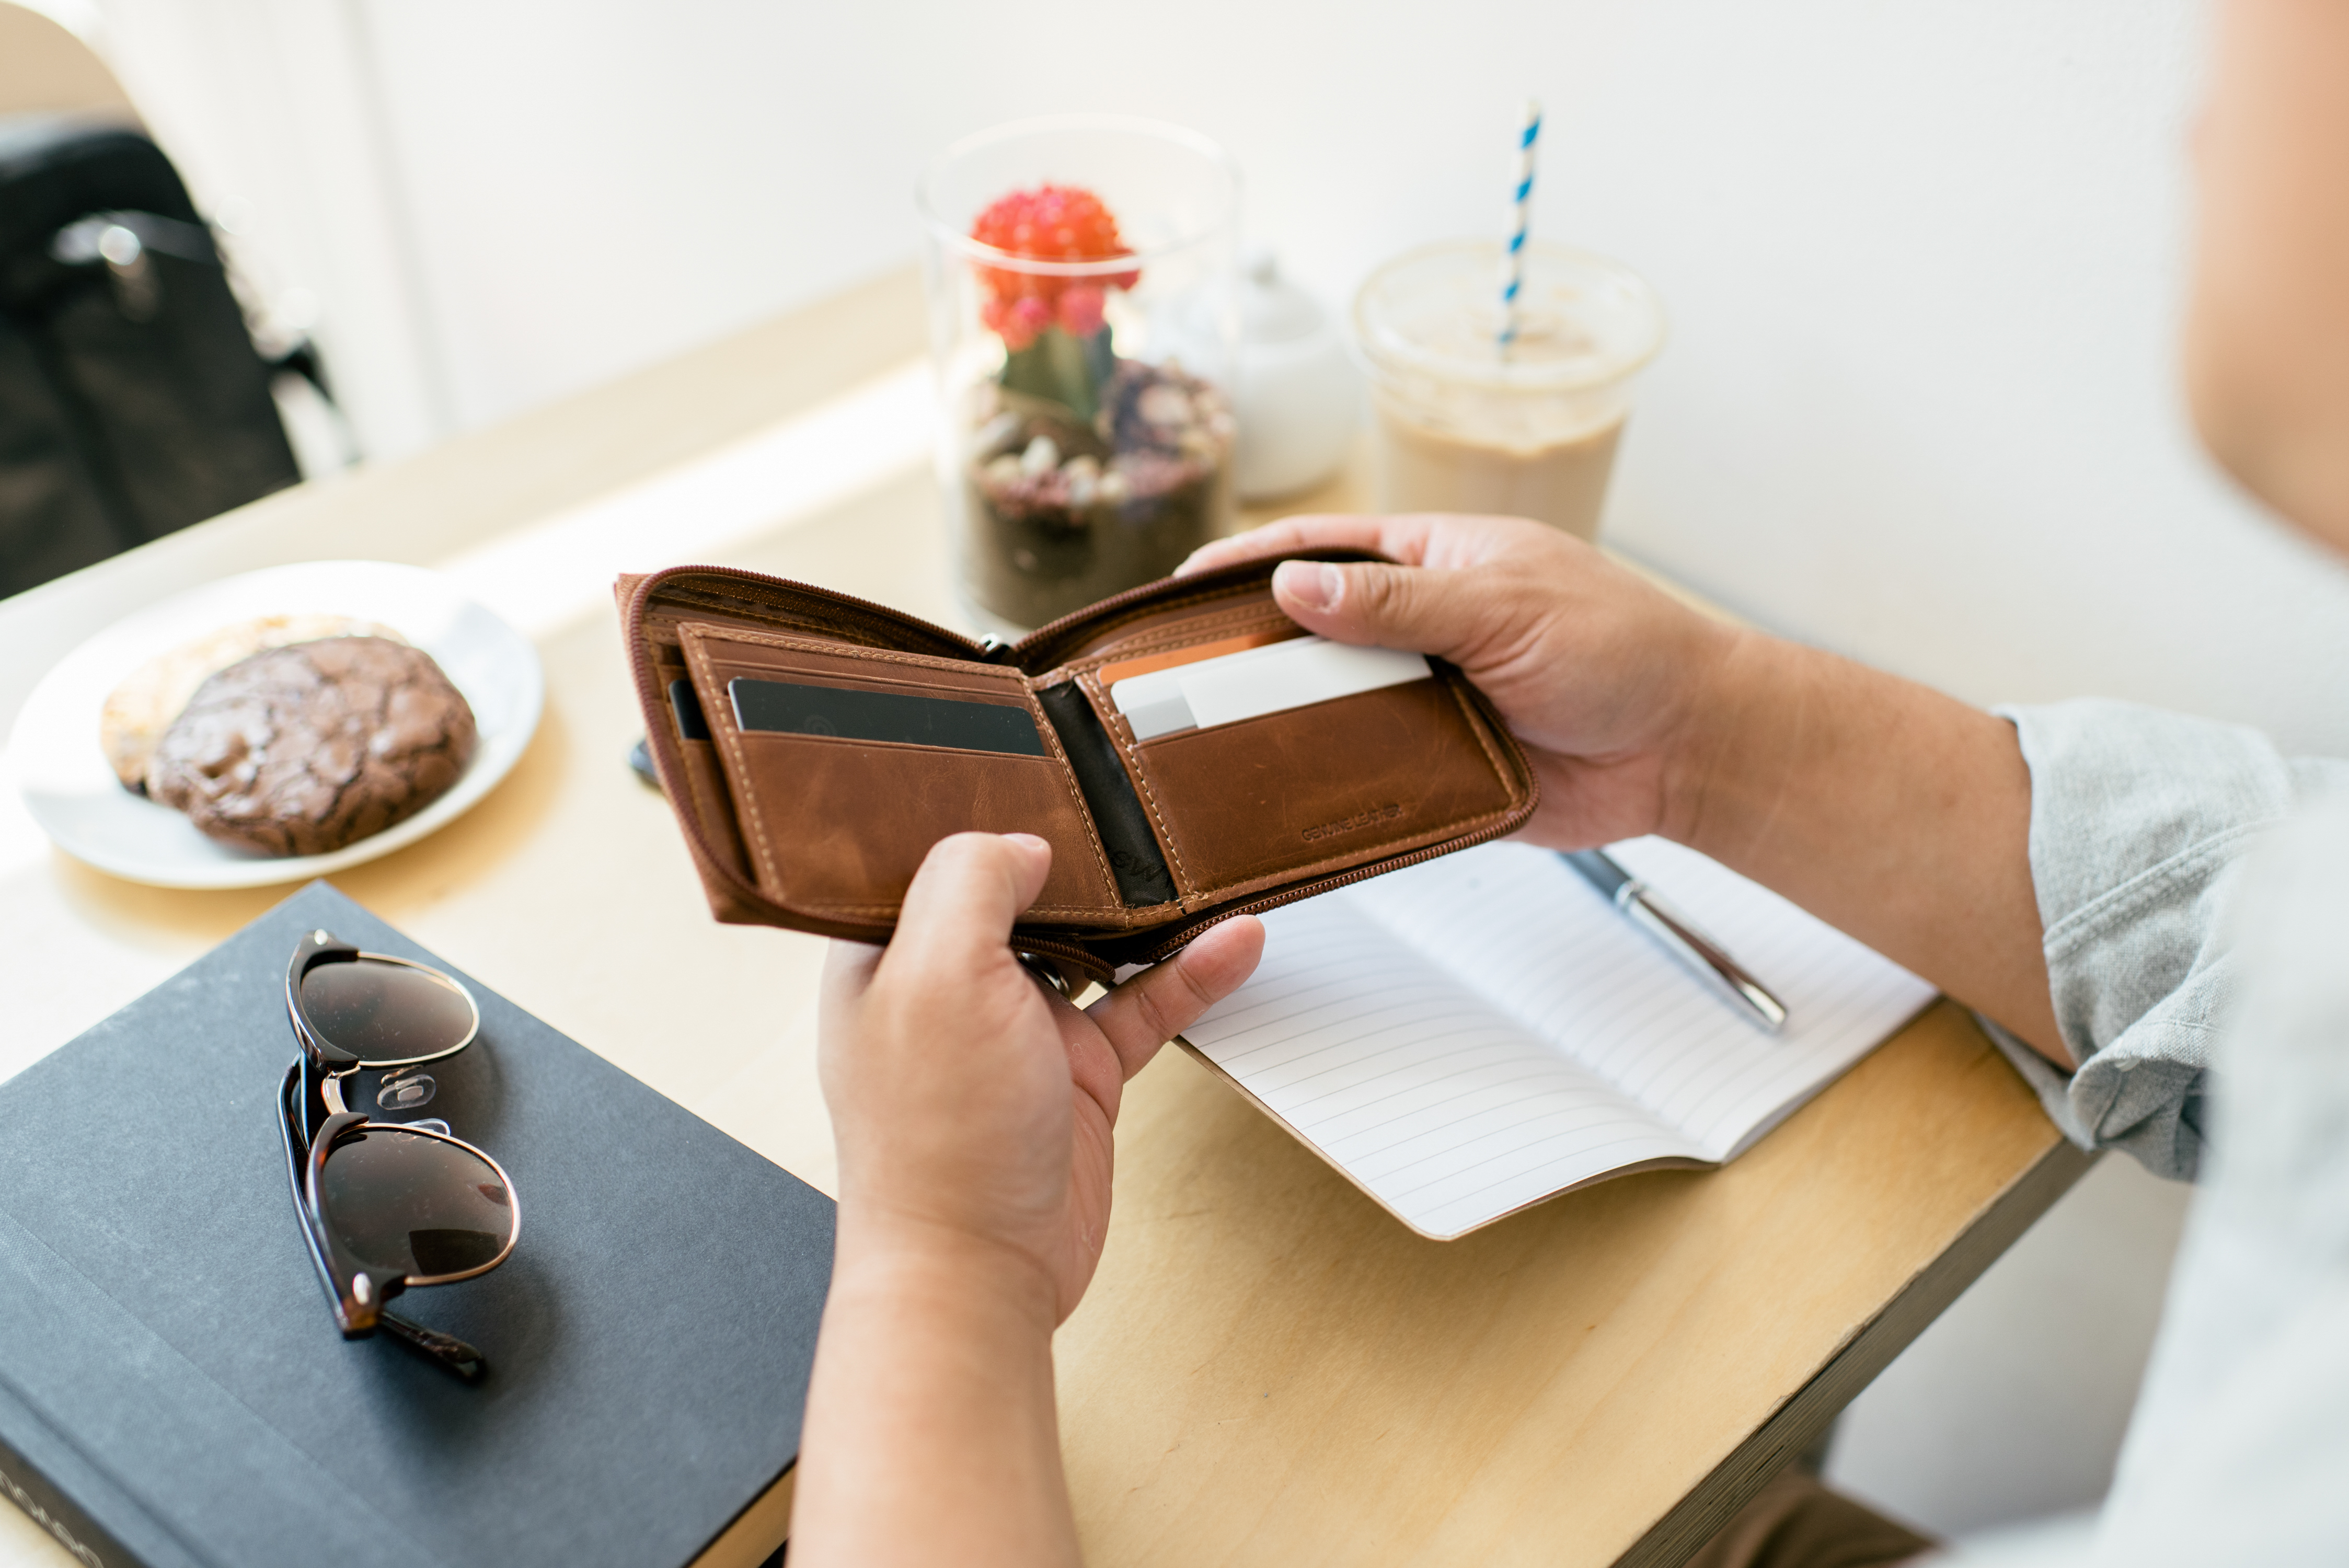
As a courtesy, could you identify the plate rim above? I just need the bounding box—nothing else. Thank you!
[4,560,546,890]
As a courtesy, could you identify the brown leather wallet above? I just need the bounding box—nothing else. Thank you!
[618,552,1538,987]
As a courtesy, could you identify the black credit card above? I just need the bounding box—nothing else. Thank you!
[728,677,1046,756]
[668,678,711,741]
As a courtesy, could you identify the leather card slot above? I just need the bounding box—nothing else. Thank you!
[719,731,1116,918]
[700,658,1034,709]
[648,653,752,882]
[730,677,1046,757]
[668,678,711,741]
[1037,682,1177,909]
[678,627,1122,921]
[685,628,1021,697]
[1121,679,1520,895]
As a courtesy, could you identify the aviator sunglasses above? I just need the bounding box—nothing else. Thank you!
[277,930,519,1382]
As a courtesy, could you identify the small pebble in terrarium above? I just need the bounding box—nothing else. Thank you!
[961,183,1235,627]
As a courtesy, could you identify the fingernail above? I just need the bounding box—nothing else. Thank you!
[1004,832,1050,854]
[1274,560,1340,613]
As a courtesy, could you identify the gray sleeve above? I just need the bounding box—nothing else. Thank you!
[1950,804,2349,1568]
[1985,699,2349,1181]
[2086,797,2349,1563]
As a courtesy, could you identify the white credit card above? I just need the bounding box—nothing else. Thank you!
[1109,635,1433,741]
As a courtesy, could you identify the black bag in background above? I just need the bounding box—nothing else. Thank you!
[0,116,303,599]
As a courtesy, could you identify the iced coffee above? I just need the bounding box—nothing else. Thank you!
[1354,241,1663,541]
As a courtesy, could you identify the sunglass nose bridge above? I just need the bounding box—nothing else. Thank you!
[376,1071,437,1112]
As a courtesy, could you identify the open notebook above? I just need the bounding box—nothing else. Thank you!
[1180,840,1936,1239]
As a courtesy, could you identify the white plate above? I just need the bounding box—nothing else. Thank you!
[4,561,544,889]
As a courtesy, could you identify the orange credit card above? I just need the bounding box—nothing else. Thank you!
[1096,627,1300,688]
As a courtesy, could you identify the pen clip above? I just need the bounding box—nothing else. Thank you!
[1620,883,1788,1034]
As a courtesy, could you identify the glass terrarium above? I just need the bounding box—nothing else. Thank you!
[918,116,1240,631]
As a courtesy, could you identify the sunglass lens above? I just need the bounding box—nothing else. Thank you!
[301,959,474,1060]
[318,1128,514,1281]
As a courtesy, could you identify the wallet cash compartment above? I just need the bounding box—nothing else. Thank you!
[1102,675,1522,898]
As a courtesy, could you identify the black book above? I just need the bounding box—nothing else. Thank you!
[0,883,833,1568]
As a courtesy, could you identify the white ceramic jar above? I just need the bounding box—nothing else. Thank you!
[1231,252,1359,501]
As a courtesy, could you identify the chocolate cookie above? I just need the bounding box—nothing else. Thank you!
[146,637,478,856]
[99,614,407,791]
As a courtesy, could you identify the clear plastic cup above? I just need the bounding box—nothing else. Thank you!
[1354,240,1664,541]
[918,116,1240,630]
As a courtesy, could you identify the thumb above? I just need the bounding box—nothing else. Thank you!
[884,832,1054,981]
[1271,557,1487,661]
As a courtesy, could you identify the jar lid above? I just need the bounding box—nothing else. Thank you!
[1353,240,1665,393]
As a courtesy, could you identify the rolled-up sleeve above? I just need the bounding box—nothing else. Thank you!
[1986,699,2349,1181]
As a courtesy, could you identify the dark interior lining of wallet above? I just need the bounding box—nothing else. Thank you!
[649,580,976,659]
[1037,682,1177,908]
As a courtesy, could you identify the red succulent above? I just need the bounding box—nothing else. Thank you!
[971,184,1139,350]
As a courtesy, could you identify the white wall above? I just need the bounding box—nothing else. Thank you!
[75,0,2349,750]
[56,0,2341,1536]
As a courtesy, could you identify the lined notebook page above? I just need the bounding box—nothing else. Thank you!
[1183,841,1934,1239]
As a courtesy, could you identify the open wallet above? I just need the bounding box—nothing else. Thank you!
[617,553,1539,989]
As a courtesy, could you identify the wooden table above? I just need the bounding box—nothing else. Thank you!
[0,269,2087,1568]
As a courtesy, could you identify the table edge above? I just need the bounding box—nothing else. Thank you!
[1614,1134,2097,1568]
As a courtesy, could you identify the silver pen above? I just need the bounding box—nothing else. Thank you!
[1561,850,1788,1034]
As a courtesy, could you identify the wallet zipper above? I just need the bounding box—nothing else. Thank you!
[641,564,996,660]
[625,558,1530,984]
[638,554,1362,673]
[625,564,1226,973]
[1004,558,1327,671]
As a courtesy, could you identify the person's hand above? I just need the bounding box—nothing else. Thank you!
[819,832,1263,1324]
[1180,514,1747,849]
[800,837,1259,1563]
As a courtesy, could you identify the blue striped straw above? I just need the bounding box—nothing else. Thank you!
[1499,99,1542,354]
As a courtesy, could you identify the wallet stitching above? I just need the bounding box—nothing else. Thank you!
[1150,802,1521,895]
[638,567,1539,942]
[679,624,1125,922]
[1080,672,1198,908]
[1240,807,1513,892]
[1020,574,1316,667]
[1122,747,1194,905]
[701,657,1032,705]
[689,638,792,910]
[631,624,775,914]
[683,623,1013,678]
[1105,670,1527,895]
[1065,605,1296,675]
[1023,685,1130,919]
[1184,806,1523,901]
[1445,675,1524,805]
[650,581,969,657]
